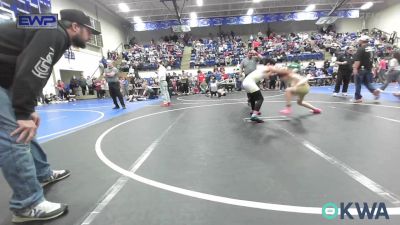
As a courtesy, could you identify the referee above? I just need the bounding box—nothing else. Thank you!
[104,61,126,109]
[333,47,354,97]
[157,59,171,106]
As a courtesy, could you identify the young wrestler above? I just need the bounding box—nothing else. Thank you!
[267,66,322,115]
[242,58,276,123]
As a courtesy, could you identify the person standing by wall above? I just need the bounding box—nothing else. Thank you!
[94,78,102,98]
[104,61,126,109]
[234,68,243,91]
[181,72,189,95]
[79,73,87,95]
[86,76,93,95]
[55,80,65,100]
[0,9,100,223]
[69,75,79,95]
[121,77,130,97]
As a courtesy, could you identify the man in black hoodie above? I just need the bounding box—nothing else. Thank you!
[0,9,100,223]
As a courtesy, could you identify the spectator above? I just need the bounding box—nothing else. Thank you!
[377,51,400,93]
[234,68,243,91]
[86,76,94,95]
[306,60,317,74]
[94,78,102,98]
[180,72,189,95]
[269,75,277,90]
[55,80,65,100]
[69,76,79,95]
[120,77,130,97]
[377,57,388,83]
[288,60,302,73]
[197,70,205,85]
[142,81,156,99]
[200,80,208,94]
[209,76,219,98]
[79,74,87,95]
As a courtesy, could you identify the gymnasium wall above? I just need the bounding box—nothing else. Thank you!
[52,0,127,55]
[367,1,400,45]
[43,0,128,95]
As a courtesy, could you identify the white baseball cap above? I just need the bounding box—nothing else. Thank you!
[358,35,370,42]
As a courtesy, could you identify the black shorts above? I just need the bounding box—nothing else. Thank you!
[248,90,263,101]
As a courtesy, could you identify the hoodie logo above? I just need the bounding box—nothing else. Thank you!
[32,47,54,79]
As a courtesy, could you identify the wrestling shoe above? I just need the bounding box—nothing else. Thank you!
[250,116,264,123]
[279,107,292,115]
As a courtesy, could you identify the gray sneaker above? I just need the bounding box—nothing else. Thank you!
[41,170,71,187]
[12,200,68,223]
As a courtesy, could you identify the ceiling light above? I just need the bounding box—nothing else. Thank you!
[253,0,261,2]
[247,8,254,16]
[118,3,129,12]
[305,4,316,12]
[197,0,203,7]
[190,12,197,19]
[360,2,373,10]
[0,14,11,20]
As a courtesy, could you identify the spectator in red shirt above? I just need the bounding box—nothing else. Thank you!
[377,57,388,83]
[252,40,260,49]
[55,80,65,100]
[94,79,103,98]
[222,71,229,80]
[197,70,205,83]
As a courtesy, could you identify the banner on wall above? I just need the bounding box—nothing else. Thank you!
[0,0,52,15]
[134,10,360,32]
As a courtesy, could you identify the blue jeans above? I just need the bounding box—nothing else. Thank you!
[0,86,51,211]
[354,70,376,100]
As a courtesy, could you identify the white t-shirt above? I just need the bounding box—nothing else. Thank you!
[242,66,267,93]
[209,82,218,92]
[158,65,167,81]
[244,67,267,83]
[129,67,134,75]
[389,58,400,71]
